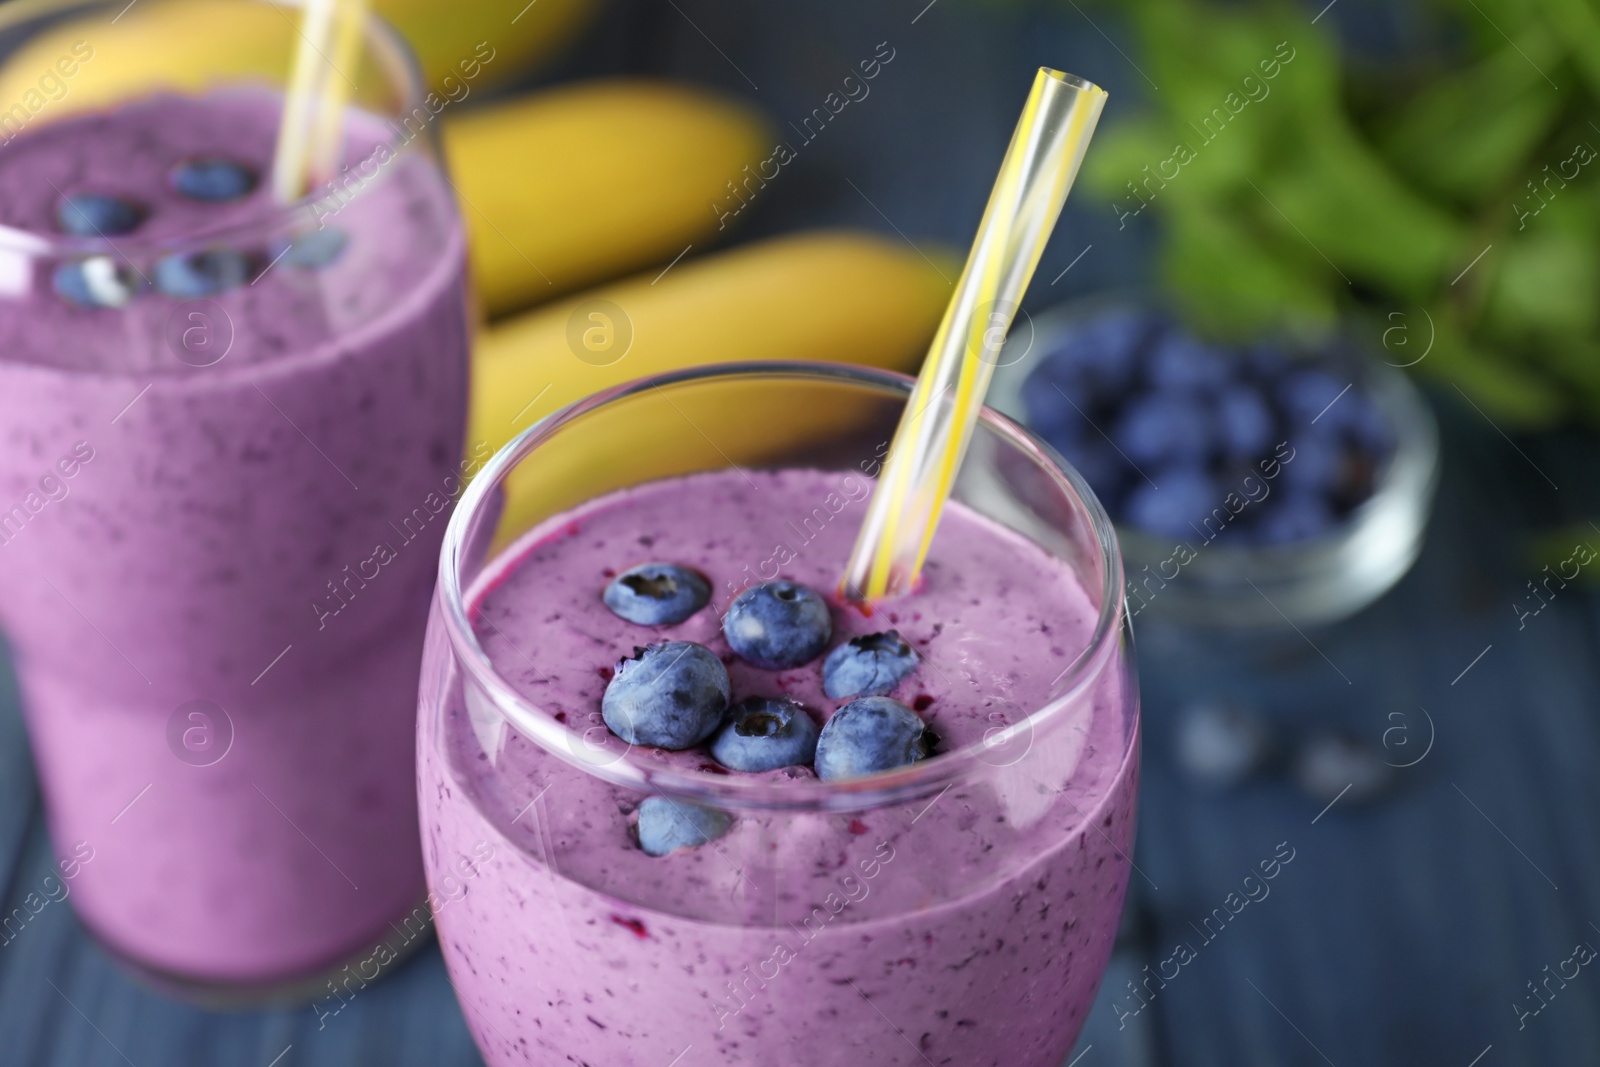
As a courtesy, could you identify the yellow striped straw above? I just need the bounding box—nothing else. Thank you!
[271,0,368,204]
[841,68,1107,604]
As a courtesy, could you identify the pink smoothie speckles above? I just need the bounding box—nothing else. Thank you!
[0,88,469,985]
[420,467,1138,1066]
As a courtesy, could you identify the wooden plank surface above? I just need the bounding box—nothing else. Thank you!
[1,2,1596,1064]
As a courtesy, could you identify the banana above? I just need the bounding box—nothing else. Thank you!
[469,230,956,540]
[0,0,594,108]
[442,81,772,317]
[377,0,594,95]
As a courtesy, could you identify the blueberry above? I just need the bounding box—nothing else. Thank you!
[814,696,931,780]
[1215,384,1274,461]
[55,193,142,237]
[601,642,729,749]
[1145,333,1232,392]
[170,157,258,202]
[1256,493,1334,545]
[1022,372,1085,442]
[709,696,820,772]
[1111,392,1212,467]
[1341,389,1394,457]
[154,248,251,298]
[1294,733,1395,807]
[603,562,711,627]
[722,580,832,669]
[1277,367,1349,426]
[274,227,349,270]
[1175,702,1274,789]
[822,631,919,699]
[1049,436,1128,506]
[1244,342,1290,382]
[636,795,732,856]
[1045,310,1148,397]
[1277,427,1344,495]
[1122,467,1220,540]
[52,257,140,308]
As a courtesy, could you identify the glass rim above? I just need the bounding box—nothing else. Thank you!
[437,360,1131,813]
[0,0,429,258]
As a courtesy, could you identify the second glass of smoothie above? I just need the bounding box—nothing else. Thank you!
[420,363,1139,1065]
[0,0,470,995]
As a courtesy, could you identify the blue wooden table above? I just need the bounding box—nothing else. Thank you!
[3,1,1597,1064]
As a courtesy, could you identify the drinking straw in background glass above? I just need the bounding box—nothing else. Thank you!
[271,0,367,203]
[841,68,1107,604]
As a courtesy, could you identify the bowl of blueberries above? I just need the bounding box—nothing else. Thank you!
[989,298,1439,628]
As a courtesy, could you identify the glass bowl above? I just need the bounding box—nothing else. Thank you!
[988,299,1440,629]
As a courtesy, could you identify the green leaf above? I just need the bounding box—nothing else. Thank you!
[1162,207,1335,336]
[1259,132,1466,298]
[1413,314,1565,426]
[1526,525,1600,583]
[1483,226,1600,338]
[1536,0,1600,98]
[1375,35,1564,205]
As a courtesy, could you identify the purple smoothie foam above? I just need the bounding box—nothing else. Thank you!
[0,88,469,984]
[420,467,1138,1066]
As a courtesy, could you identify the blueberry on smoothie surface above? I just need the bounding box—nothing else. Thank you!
[154,248,252,298]
[710,696,820,772]
[170,157,258,202]
[603,562,711,627]
[55,193,143,237]
[274,227,350,270]
[722,580,832,669]
[52,257,140,309]
[822,630,919,699]
[635,796,732,857]
[814,696,932,781]
[601,641,729,749]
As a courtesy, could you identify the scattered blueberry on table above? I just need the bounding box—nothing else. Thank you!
[1023,309,1396,544]
[710,696,820,772]
[1294,733,1396,806]
[1174,701,1275,790]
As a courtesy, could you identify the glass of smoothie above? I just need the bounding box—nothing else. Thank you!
[0,0,470,996]
[420,362,1138,1065]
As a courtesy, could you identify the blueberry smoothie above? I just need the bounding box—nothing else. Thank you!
[420,467,1137,1065]
[0,88,469,985]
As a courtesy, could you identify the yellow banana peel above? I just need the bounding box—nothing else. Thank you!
[469,230,957,540]
[379,0,594,95]
[0,0,594,110]
[443,81,772,317]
